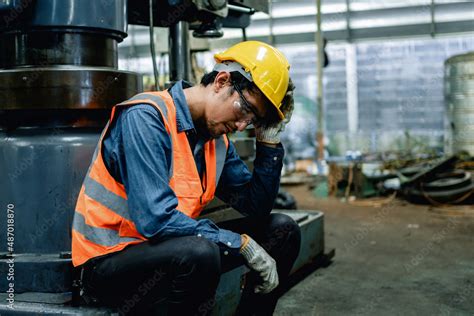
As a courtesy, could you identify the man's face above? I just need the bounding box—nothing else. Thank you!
[205,74,268,138]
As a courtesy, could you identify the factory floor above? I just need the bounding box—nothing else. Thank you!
[275,185,474,316]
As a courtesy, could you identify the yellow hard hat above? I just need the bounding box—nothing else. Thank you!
[214,41,290,119]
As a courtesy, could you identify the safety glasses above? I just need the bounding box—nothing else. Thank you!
[233,84,265,127]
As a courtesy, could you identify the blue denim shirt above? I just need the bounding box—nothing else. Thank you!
[102,81,284,255]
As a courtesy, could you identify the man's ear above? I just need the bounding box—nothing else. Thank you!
[214,71,232,92]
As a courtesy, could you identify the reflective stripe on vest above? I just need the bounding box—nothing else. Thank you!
[215,136,227,185]
[83,176,131,221]
[71,91,229,267]
[73,211,141,247]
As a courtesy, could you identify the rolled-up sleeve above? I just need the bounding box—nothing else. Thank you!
[109,104,241,253]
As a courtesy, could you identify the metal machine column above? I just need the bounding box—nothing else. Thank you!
[0,0,143,294]
[169,21,191,82]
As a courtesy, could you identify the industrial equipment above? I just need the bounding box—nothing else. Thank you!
[445,52,474,156]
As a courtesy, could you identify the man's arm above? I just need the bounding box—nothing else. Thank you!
[219,78,294,216]
[215,140,284,217]
[108,104,242,252]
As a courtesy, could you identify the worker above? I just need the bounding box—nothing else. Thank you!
[71,40,301,315]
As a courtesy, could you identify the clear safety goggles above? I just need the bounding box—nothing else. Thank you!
[233,84,264,127]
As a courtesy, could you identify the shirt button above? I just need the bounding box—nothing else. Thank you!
[224,251,229,256]
[273,156,278,161]
[197,234,202,237]
[227,242,232,246]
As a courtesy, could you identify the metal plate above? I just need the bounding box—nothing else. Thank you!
[0,255,72,293]
[0,32,118,69]
[0,68,142,110]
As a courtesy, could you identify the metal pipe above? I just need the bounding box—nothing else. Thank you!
[430,0,436,37]
[169,21,191,82]
[149,0,159,90]
[227,4,255,14]
[268,0,274,45]
[316,0,324,161]
[345,0,352,41]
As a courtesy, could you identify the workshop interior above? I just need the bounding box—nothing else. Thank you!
[1,0,473,315]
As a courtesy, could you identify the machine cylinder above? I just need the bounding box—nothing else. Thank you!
[445,52,474,156]
[169,21,191,82]
[0,0,142,293]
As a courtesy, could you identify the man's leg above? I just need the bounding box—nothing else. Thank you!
[81,236,221,315]
[218,213,301,315]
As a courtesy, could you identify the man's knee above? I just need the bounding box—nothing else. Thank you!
[270,213,301,239]
[260,213,301,252]
[185,236,220,259]
[177,237,221,276]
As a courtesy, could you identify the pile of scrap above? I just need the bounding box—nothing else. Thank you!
[322,154,473,206]
[326,162,391,199]
[401,156,474,205]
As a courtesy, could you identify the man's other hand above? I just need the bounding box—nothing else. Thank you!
[240,234,279,294]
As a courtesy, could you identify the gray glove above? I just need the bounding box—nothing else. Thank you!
[255,78,295,144]
[255,123,287,144]
[240,234,279,294]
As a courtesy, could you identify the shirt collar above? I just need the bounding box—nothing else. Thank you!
[168,80,195,132]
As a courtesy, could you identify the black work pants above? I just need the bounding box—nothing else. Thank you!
[81,213,301,315]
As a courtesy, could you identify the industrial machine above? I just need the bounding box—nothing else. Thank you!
[0,1,327,314]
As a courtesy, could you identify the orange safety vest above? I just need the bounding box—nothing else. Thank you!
[71,91,229,267]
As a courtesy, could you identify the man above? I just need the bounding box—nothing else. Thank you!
[71,41,301,315]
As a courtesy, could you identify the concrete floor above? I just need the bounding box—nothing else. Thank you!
[275,185,474,316]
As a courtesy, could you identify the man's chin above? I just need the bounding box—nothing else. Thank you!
[209,130,224,138]
[205,122,226,138]
[208,126,226,138]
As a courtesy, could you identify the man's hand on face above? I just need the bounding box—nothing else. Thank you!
[240,234,279,294]
[255,78,295,145]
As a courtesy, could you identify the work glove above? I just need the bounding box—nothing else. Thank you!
[240,234,279,294]
[255,78,295,144]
